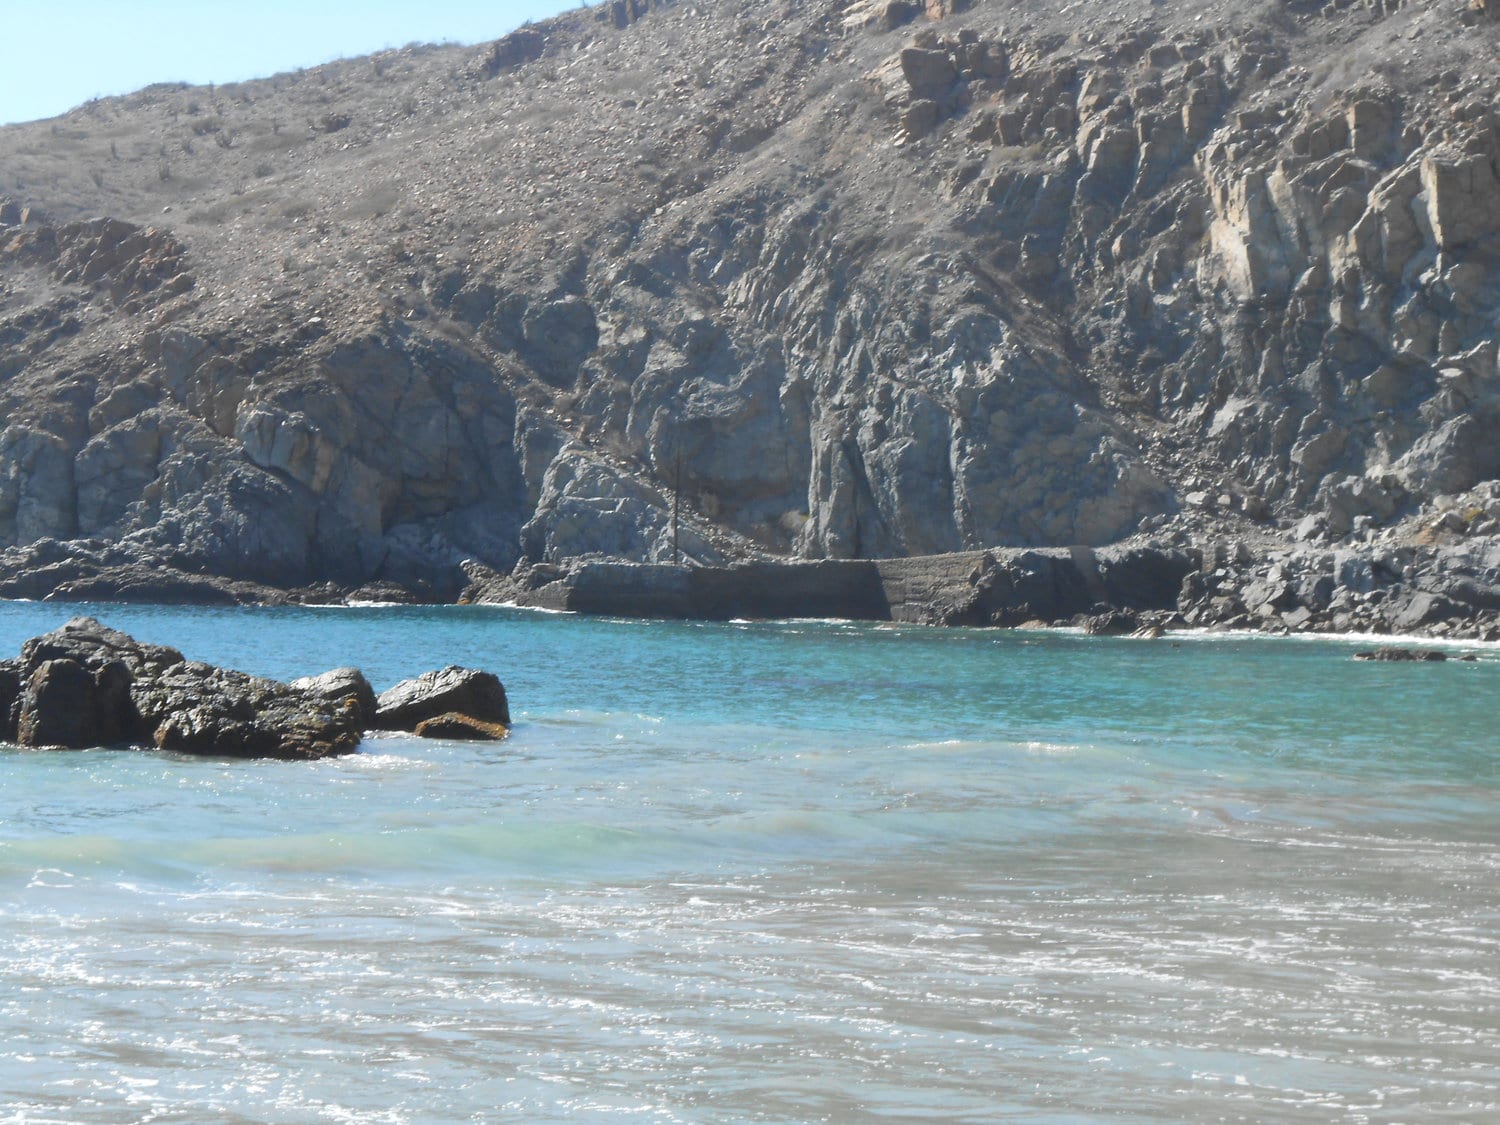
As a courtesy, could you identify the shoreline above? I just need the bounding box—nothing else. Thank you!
[4,535,1500,644]
[4,596,1499,654]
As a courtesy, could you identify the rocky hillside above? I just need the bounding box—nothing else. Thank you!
[3,0,1500,600]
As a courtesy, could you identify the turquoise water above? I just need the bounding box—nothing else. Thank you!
[1,602,1497,1123]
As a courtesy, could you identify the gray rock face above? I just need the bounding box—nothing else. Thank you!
[0,426,77,545]
[375,667,511,732]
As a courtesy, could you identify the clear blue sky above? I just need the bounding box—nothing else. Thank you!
[1,1,582,125]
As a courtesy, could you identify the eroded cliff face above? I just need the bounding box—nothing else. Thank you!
[2,0,1499,596]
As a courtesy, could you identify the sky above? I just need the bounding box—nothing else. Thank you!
[1,0,583,125]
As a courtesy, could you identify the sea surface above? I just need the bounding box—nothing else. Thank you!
[0,601,1497,1124]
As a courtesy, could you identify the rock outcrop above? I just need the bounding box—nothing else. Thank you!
[3,1,1500,635]
[0,617,361,758]
[1176,538,1500,639]
[0,618,513,755]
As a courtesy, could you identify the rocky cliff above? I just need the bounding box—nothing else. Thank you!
[3,0,1500,609]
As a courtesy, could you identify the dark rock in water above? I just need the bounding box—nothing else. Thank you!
[375,666,511,731]
[290,667,379,729]
[4,617,361,758]
[15,657,135,749]
[1353,647,1448,662]
[1,619,516,755]
[343,581,432,605]
[133,661,362,760]
[0,541,293,605]
[0,660,21,741]
[1080,609,1139,636]
[413,712,511,741]
[16,659,100,748]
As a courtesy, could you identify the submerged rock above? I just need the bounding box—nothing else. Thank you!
[413,712,511,741]
[1353,647,1448,662]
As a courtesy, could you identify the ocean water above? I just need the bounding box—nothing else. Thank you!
[1,602,1497,1124]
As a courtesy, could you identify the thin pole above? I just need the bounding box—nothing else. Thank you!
[672,447,682,565]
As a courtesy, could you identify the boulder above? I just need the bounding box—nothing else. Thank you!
[14,657,135,749]
[1396,415,1500,496]
[1442,576,1500,611]
[344,581,431,605]
[413,712,511,740]
[901,99,943,140]
[291,667,379,729]
[1354,647,1448,662]
[924,0,974,18]
[21,616,184,678]
[1096,546,1199,609]
[1080,609,1139,635]
[133,661,362,760]
[900,47,959,99]
[0,660,19,741]
[375,666,511,731]
[15,659,101,748]
[879,1,920,30]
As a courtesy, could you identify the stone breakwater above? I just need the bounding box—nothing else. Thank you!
[465,539,1500,640]
[0,618,510,758]
[467,545,1198,627]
